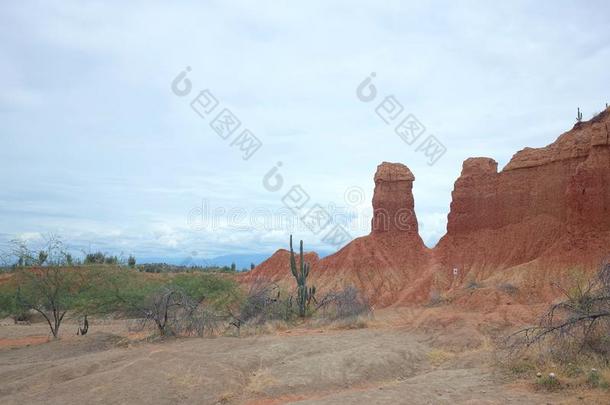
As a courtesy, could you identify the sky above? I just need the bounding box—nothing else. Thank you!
[1,1,609,263]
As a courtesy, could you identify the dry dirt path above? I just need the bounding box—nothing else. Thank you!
[1,320,596,405]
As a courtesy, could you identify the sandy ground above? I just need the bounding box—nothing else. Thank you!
[0,311,608,405]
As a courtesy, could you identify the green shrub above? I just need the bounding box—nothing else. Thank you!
[171,273,240,309]
[585,369,609,389]
[535,374,561,391]
[508,360,537,376]
[498,283,519,295]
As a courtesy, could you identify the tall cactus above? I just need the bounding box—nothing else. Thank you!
[289,235,316,317]
[577,107,583,123]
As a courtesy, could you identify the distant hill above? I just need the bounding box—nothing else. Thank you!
[140,251,333,271]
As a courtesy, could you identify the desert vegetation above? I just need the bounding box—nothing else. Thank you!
[1,235,607,403]
[225,236,371,335]
[0,265,240,339]
[502,260,610,391]
[0,235,371,341]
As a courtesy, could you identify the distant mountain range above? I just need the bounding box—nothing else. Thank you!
[140,251,333,271]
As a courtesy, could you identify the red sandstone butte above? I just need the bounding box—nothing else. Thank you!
[242,162,431,306]
[310,162,430,306]
[242,107,610,306]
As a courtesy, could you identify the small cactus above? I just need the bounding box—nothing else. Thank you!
[576,107,583,123]
[77,315,89,336]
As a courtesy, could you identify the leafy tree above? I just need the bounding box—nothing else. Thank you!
[230,262,236,272]
[127,255,136,268]
[13,267,97,338]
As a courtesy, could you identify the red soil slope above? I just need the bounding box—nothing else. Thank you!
[241,249,320,285]
[241,108,610,306]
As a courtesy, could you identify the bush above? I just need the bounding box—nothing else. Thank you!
[129,286,212,337]
[171,273,239,309]
[466,279,482,290]
[106,271,239,337]
[229,284,372,335]
[427,290,448,307]
[317,286,371,320]
[506,263,610,362]
[498,283,519,295]
[535,374,561,391]
[0,281,21,320]
[235,282,296,326]
[502,261,610,393]
[586,369,603,388]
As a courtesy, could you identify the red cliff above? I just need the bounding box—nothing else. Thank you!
[242,107,610,307]
[436,108,610,297]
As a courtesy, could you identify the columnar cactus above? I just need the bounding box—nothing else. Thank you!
[289,235,316,317]
[577,107,583,123]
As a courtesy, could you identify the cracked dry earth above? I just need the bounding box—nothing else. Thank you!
[0,320,605,405]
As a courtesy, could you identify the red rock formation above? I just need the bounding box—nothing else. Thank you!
[240,162,431,306]
[242,107,610,307]
[371,162,418,234]
[436,108,610,298]
[566,119,610,233]
[309,162,431,306]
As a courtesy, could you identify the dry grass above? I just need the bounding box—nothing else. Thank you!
[502,344,610,393]
[235,319,293,337]
[216,392,234,404]
[245,368,278,395]
[310,313,371,330]
[426,349,455,366]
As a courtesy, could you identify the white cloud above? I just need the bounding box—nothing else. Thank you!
[1,1,609,260]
